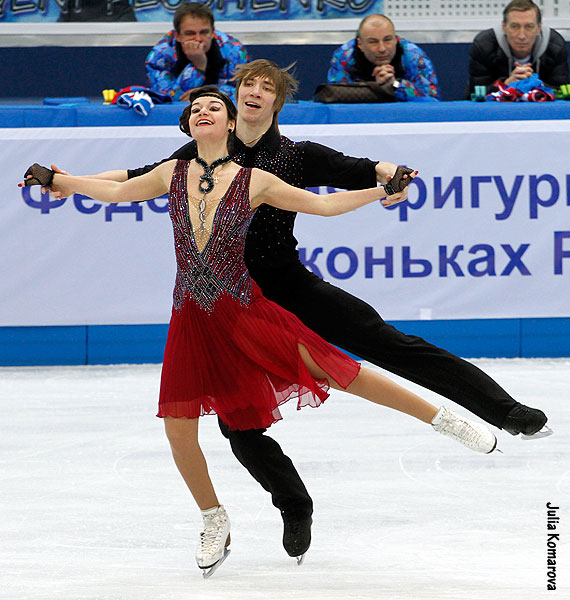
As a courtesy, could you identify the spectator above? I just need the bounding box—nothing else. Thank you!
[58,0,136,21]
[327,14,441,101]
[467,0,569,95]
[145,2,249,101]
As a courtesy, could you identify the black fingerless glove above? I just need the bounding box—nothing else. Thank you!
[384,165,415,195]
[23,163,55,187]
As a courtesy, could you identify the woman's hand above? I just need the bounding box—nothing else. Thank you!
[380,169,418,207]
[380,186,408,207]
[18,163,55,188]
[383,165,417,195]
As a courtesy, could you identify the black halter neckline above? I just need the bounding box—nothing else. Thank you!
[195,155,232,194]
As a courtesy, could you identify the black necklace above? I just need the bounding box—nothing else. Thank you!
[195,155,232,194]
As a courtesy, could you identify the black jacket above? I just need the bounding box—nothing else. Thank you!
[467,26,569,95]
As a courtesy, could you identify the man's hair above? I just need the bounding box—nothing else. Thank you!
[357,14,395,39]
[179,86,237,137]
[174,2,215,32]
[502,0,541,23]
[232,59,298,127]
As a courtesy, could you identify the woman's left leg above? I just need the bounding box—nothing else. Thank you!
[297,344,437,423]
[297,344,497,453]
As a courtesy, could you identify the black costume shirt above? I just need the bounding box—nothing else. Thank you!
[127,127,377,277]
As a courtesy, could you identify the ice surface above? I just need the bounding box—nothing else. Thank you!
[1,359,568,600]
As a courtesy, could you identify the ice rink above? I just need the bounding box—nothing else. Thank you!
[1,358,568,600]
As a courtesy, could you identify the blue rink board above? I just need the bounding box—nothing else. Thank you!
[2,100,570,129]
[2,99,569,366]
[0,318,568,366]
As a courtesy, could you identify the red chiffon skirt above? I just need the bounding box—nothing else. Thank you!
[158,282,360,430]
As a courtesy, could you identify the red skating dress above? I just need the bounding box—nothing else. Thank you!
[157,161,360,430]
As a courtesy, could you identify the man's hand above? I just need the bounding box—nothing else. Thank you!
[372,64,396,86]
[375,161,398,185]
[45,165,73,199]
[180,39,208,72]
[376,164,417,191]
[380,169,418,207]
[505,62,533,85]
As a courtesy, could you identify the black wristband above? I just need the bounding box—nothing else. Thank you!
[384,181,396,195]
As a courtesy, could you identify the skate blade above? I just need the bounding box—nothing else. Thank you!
[201,547,231,579]
[521,425,553,440]
[296,554,305,566]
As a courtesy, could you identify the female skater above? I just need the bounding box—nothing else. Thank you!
[21,88,497,577]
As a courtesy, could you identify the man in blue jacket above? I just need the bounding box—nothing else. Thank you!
[145,2,249,101]
[327,14,441,101]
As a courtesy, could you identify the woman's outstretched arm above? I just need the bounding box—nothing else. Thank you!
[250,168,413,216]
[20,160,176,204]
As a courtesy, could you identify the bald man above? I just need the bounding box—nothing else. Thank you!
[327,14,441,101]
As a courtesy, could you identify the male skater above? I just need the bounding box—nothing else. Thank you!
[49,60,548,563]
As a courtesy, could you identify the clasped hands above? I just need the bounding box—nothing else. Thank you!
[18,163,55,188]
[18,164,73,199]
[505,62,534,85]
[372,64,396,87]
[378,165,417,207]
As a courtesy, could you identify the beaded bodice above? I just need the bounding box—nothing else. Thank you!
[169,160,255,313]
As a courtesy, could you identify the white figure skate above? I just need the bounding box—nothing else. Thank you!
[432,406,497,454]
[196,505,231,579]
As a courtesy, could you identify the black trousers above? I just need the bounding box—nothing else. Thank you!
[219,264,517,518]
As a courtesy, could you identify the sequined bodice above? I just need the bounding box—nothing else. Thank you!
[169,161,255,313]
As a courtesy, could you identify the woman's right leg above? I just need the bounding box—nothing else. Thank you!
[164,416,219,510]
[164,417,231,572]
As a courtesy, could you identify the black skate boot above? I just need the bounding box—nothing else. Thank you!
[503,403,551,438]
[282,512,312,565]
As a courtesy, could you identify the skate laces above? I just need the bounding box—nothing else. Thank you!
[199,510,229,554]
[434,408,483,447]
